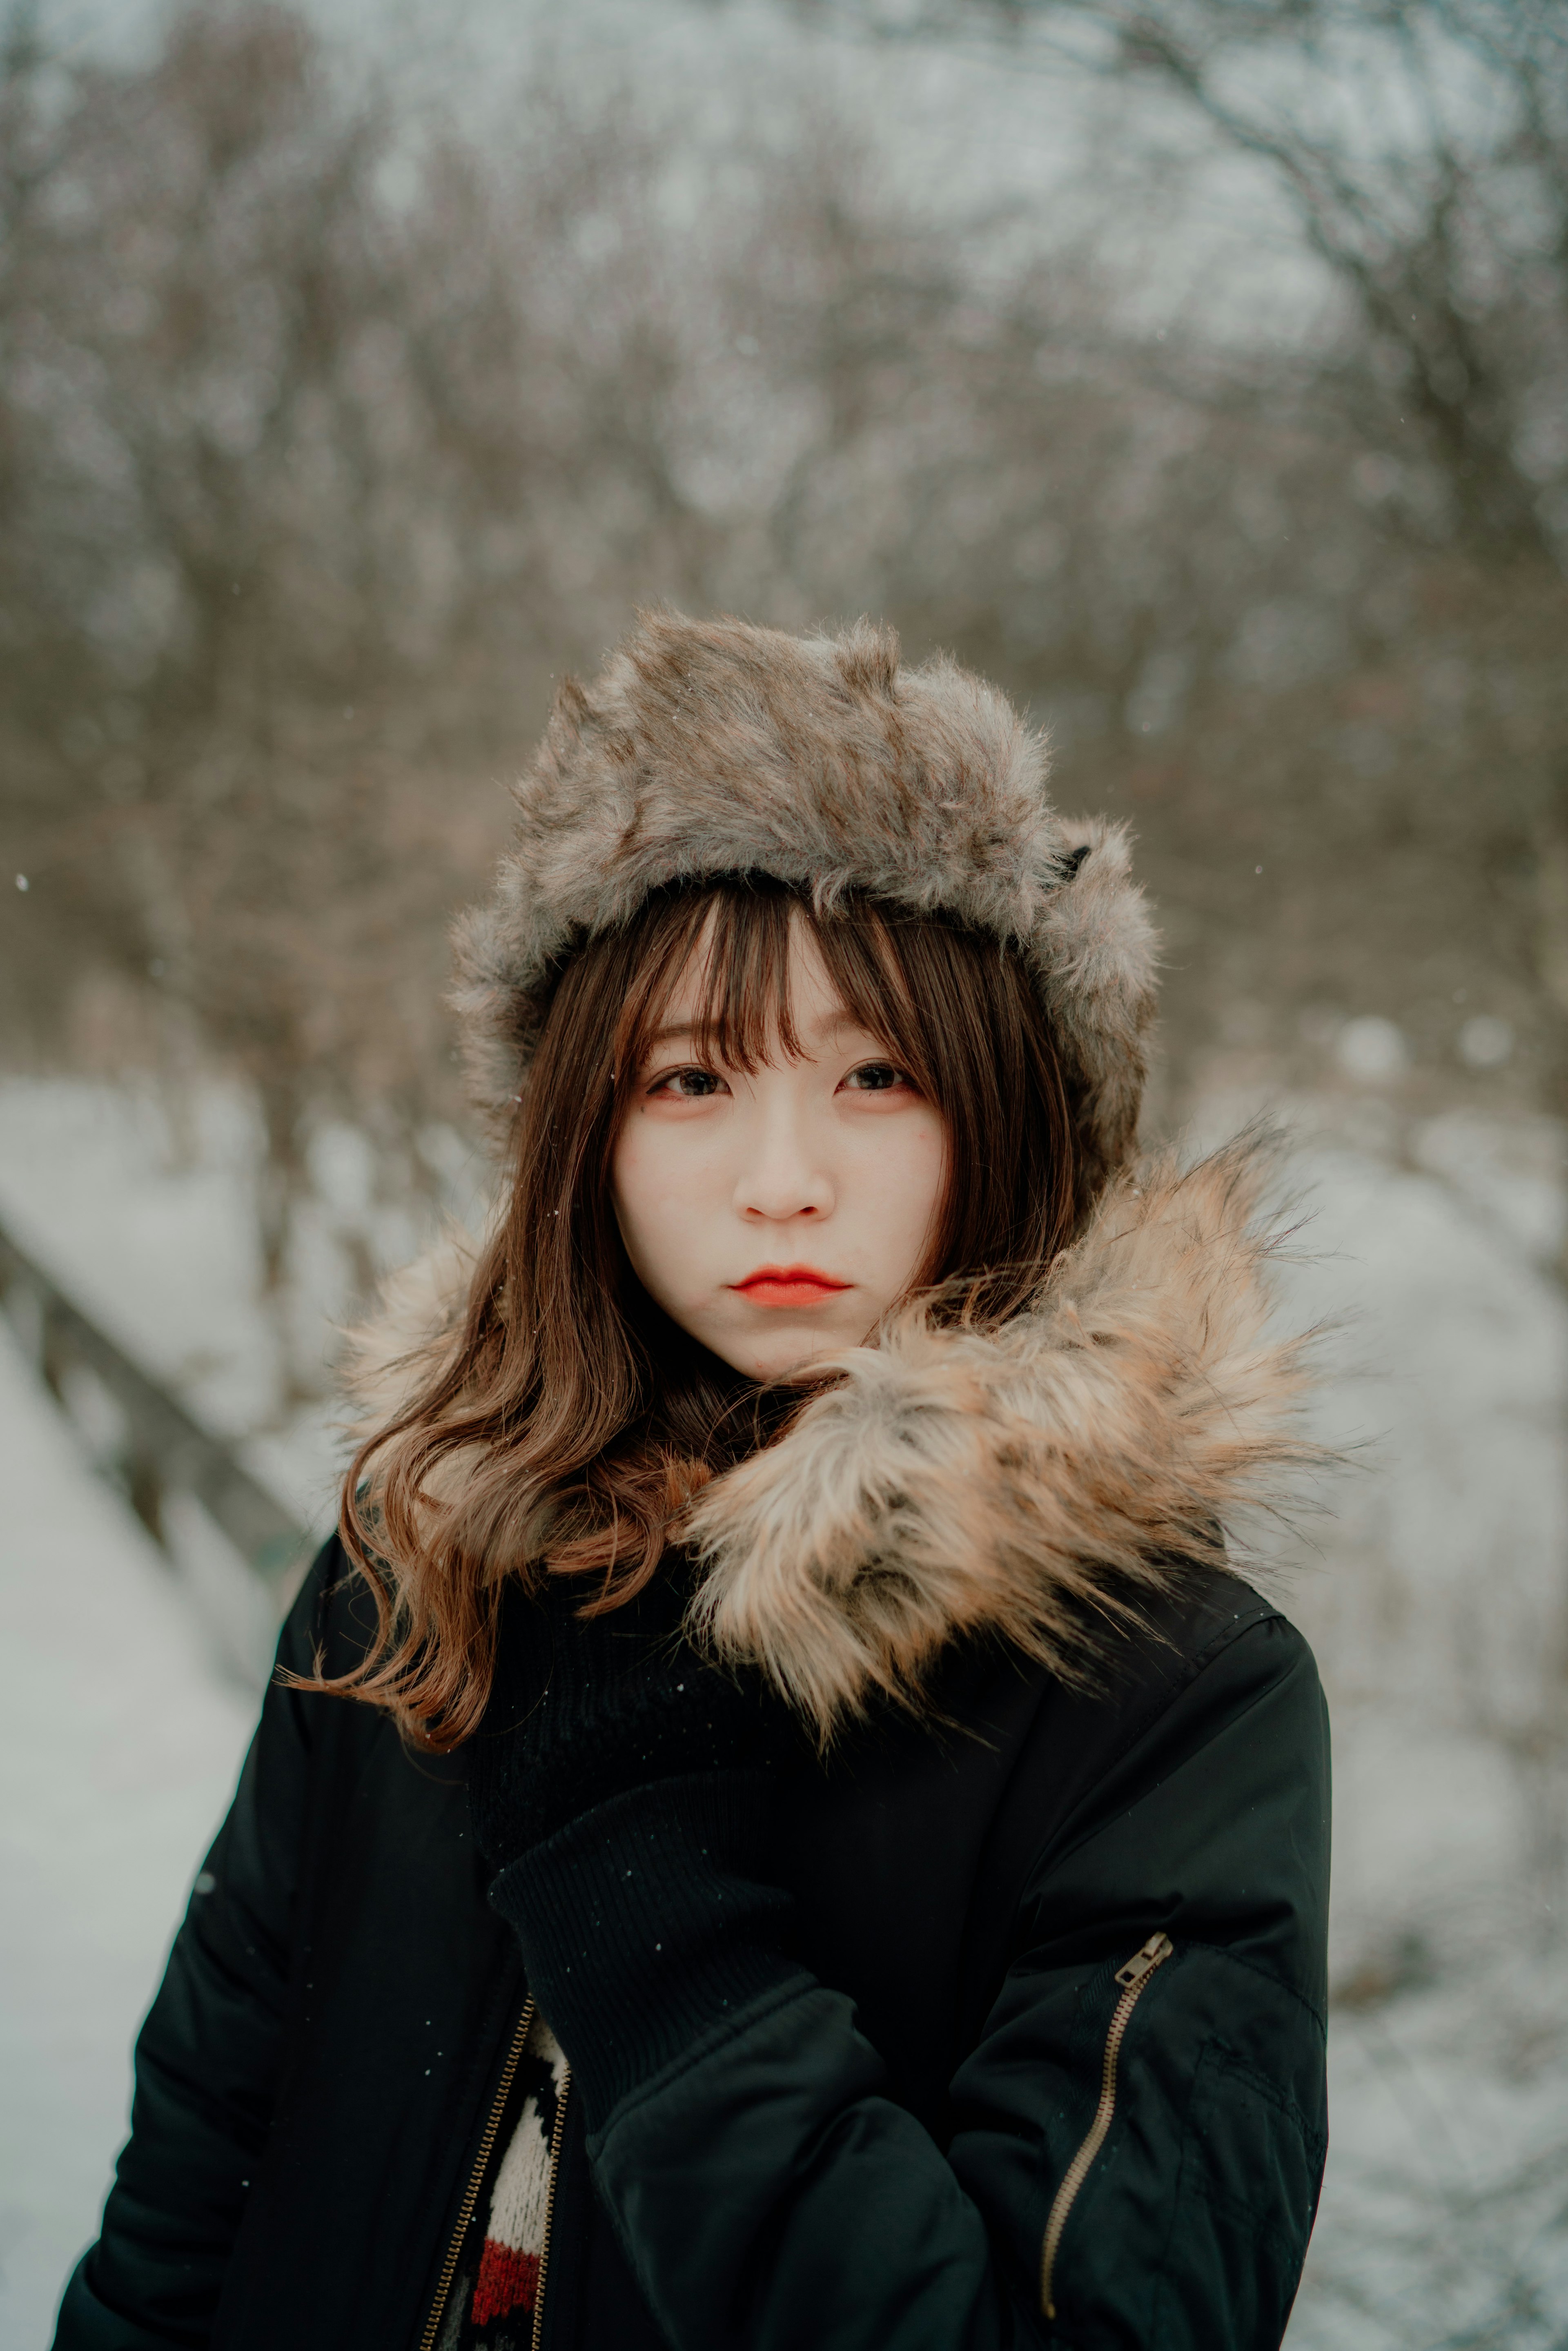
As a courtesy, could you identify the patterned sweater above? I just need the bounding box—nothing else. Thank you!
[443,2013,569,2351]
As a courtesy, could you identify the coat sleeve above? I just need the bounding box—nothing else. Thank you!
[500,1613,1330,2351]
[51,1550,337,2351]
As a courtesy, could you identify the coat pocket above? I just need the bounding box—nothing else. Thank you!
[1155,2033,1326,2349]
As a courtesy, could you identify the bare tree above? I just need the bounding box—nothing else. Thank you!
[6,0,1566,1404]
[795,0,1568,555]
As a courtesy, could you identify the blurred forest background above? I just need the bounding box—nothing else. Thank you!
[2,2,1568,2344]
[4,0,1566,1312]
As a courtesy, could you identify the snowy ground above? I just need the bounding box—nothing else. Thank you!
[0,1078,349,1533]
[3,1076,1568,2347]
[1205,1098,1568,2348]
[0,1317,254,2348]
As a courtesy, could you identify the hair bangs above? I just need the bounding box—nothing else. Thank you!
[611,877,938,1102]
[613,879,803,1085]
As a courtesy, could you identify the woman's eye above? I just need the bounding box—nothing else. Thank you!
[842,1061,913,1094]
[649,1066,726,1099]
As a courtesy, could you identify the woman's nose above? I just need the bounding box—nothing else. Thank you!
[731,1107,834,1223]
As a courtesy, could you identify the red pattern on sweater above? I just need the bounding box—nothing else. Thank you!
[470,2240,540,2326]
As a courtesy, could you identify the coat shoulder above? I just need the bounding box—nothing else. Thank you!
[986,1571,1331,2017]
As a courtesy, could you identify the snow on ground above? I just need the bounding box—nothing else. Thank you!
[0,1315,255,2349]
[1278,1129,1568,1963]
[1249,1106,1568,2348]
[0,1077,345,1530]
[3,1074,1568,2345]
[1296,1975,1568,2350]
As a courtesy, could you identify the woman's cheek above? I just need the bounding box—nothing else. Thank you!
[617,1135,715,1306]
[858,1111,945,1230]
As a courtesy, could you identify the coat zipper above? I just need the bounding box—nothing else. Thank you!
[530,2061,572,2351]
[418,1999,536,2351]
[1039,1931,1174,2324]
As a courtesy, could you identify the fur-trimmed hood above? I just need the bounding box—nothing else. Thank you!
[452,610,1158,1212]
[350,1138,1317,1744]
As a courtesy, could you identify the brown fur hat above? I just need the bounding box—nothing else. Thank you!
[452,608,1159,1212]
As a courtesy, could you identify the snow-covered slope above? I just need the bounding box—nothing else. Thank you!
[0,1319,255,2348]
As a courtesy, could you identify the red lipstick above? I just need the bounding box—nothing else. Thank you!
[731,1264,852,1309]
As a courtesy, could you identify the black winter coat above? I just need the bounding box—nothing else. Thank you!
[54,1533,1329,2351]
[54,1145,1333,2351]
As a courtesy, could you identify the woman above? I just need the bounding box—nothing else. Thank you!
[55,612,1329,2351]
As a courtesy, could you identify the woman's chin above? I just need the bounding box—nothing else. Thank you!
[709,1321,853,1384]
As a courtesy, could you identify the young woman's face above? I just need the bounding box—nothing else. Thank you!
[611,916,949,1381]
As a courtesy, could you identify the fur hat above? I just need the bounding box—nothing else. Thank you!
[452,609,1159,1212]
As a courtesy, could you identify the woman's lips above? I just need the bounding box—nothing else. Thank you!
[731,1265,852,1309]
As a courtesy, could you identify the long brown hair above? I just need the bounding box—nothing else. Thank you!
[314,878,1079,1746]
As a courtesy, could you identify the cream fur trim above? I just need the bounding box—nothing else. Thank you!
[339,1227,476,1422]
[684,1135,1318,1736]
[336,1227,483,1510]
[345,1137,1319,1741]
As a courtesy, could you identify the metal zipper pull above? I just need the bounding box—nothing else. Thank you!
[1040,1931,1174,2324]
[1114,1931,1174,1990]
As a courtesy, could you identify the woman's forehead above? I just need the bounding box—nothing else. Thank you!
[656,912,865,1057]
